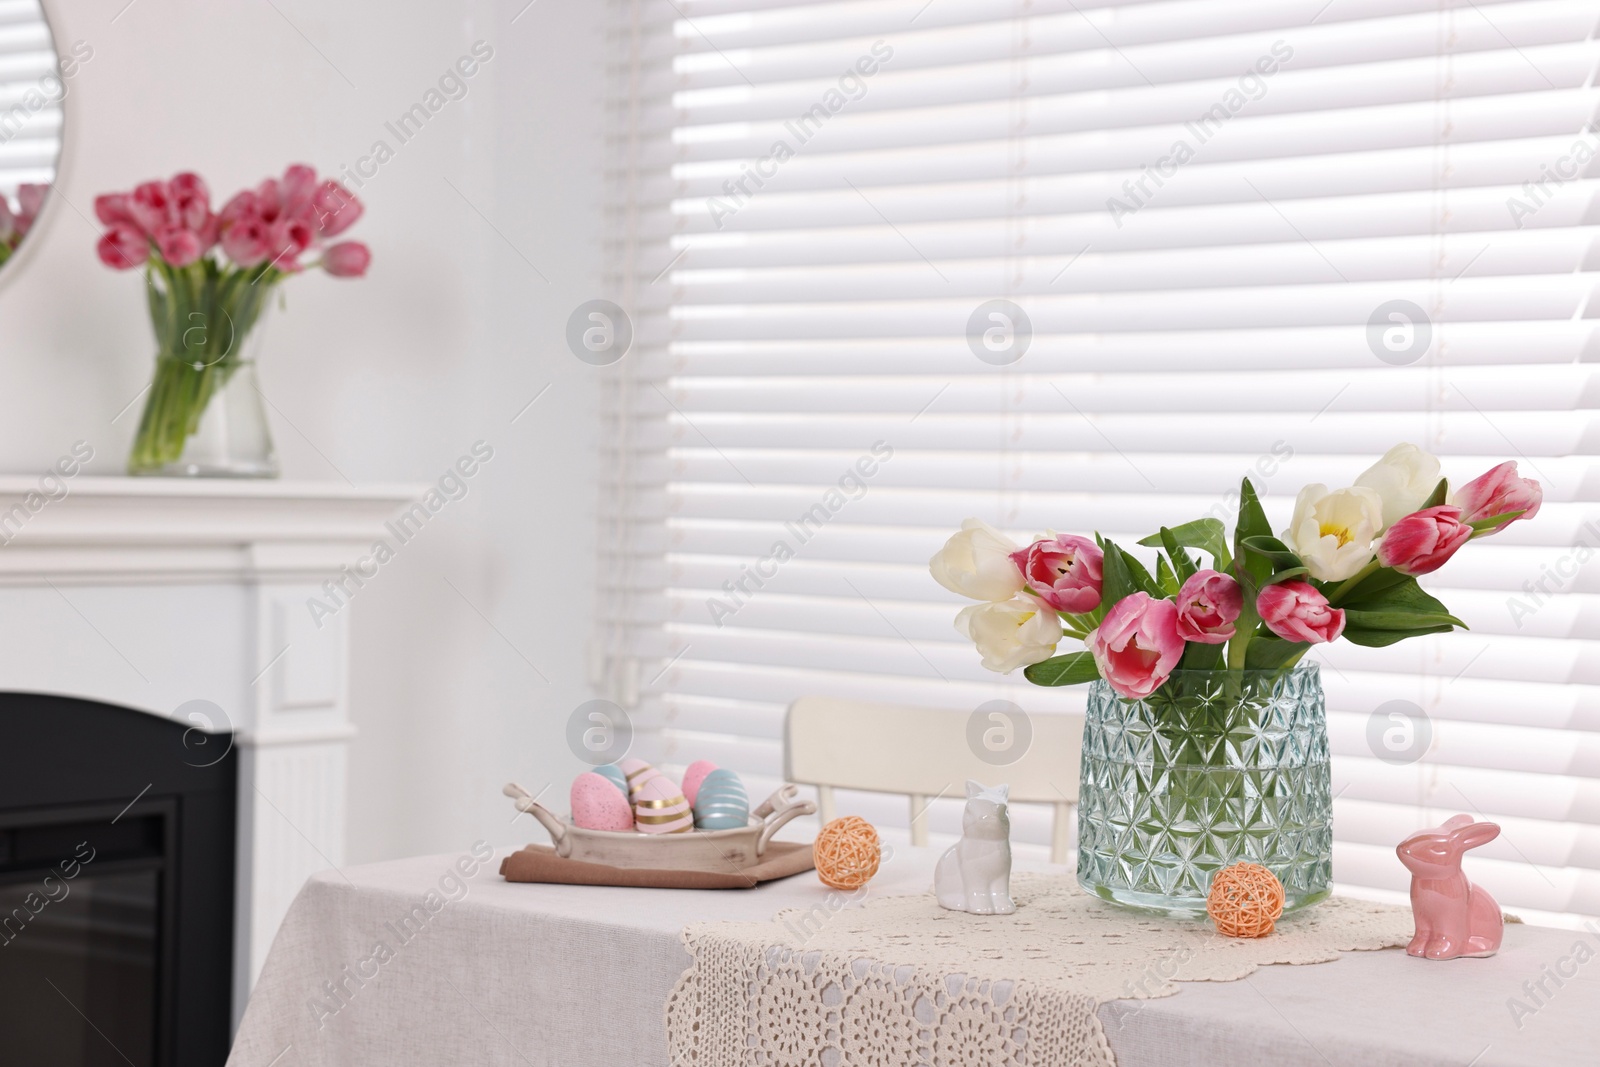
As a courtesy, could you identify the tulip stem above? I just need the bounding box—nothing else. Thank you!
[128,258,281,473]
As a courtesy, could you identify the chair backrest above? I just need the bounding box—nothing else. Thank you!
[784,696,1082,864]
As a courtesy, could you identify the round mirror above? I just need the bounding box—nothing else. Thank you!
[0,0,67,269]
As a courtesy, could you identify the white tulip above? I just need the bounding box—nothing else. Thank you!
[1282,484,1384,582]
[929,518,1026,602]
[1354,443,1442,530]
[954,596,1062,673]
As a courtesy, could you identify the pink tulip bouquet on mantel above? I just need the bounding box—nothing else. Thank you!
[96,165,371,476]
[931,444,1542,915]
[933,445,1542,697]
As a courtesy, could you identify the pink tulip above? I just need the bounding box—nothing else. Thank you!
[1377,505,1472,576]
[263,216,314,271]
[1009,534,1103,614]
[1452,461,1542,533]
[1175,568,1242,644]
[155,226,203,267]
[168,172,211,230]
[14,184,45,236]
[128,180,175,235]
[17,184,46,217]
[218,190,257,224]
[1257,581,1346,644]
[196,214,220,251]
[97,225,149,269]
[322,240,370,277]
[282,164,319,219]
[1085,592,1184,700]
[94,193,135,228]
[257,178,282,217]
[312,180,363,236]
[0,198,13,242]
[219,207,270,267]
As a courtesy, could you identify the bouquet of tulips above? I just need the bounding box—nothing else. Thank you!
[0,184,46,266]
[95,165,369,278]
[932,445,1542,700]
[95,166,371,472]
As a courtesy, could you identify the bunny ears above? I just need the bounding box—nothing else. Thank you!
[965,780,1010,803]
[1400,814,1501,851]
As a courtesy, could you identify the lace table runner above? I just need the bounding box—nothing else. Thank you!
[665,873,1413,1066]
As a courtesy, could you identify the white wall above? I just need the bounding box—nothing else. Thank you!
[1,0,607,864]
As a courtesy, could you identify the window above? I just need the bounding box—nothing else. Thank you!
[601,0,1600,926]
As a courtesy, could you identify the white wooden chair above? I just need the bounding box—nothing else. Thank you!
[784,696,1083,864]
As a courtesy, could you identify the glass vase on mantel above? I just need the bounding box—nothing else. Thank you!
[95,165,372,477]
[1076,664,1332,917]
[127,271,280,478]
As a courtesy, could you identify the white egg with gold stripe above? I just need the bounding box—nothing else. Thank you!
[632,774,693,834]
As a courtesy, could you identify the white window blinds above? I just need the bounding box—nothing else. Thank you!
[0,1,60,199]
[600,0,1600,926]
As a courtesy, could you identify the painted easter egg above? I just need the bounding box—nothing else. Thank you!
[593,764,630,802]
[633,775,693,834]
[680,760,718,807]
[693,768,749,831]
[618,757,661,799]
[569,772,634,832]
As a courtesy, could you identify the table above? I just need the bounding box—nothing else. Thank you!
[226,843,1598,1066]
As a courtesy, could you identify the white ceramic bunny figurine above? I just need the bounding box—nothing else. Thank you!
[934,780,1014,915]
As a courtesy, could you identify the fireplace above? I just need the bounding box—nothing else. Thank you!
[0,475,414,1038]
[0,693,236,1066]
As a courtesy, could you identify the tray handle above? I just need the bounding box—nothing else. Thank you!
[503,783,572,857]
[755,784,816,857]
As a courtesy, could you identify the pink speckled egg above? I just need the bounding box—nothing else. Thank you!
[633,775,693,834]
[680,760,718,807]
[619,757,661,799]
[569,772,635,832]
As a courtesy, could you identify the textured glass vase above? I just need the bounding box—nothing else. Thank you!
[1076,664,1332,917]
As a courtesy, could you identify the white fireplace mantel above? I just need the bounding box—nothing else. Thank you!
[0,475,420,1022]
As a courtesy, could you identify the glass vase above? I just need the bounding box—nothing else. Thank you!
[127,267,280,478]
[1076,664,1332,917]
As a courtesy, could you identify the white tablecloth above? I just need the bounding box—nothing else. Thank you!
[227,843,1597,1066]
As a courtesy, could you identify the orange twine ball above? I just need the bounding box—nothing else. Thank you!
[813,816,881,890]
[1206,862,1285,938]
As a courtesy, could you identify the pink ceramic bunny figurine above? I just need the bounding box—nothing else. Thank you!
[1396,814,1503,960]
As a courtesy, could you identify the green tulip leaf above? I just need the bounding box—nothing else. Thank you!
[1155,554,1180,597]
[1467,510,1525,536]
[1340,622,1458,647]
[1233,477,1272,562]
[1241,535,1306,572]
[1024,650,1101,686]
[1138,518,1230,570]
[1157,526,1199,583]
[1423,477,1448,509]
[1243,634,1310,670]
[1101,539,1160,607]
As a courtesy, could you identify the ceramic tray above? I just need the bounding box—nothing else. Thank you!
[502,781,815,872]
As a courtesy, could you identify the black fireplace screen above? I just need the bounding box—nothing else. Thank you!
[0,694,236,1067]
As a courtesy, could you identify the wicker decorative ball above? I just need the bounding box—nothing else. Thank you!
[813,816,881,890]
[1206,862,1285,938]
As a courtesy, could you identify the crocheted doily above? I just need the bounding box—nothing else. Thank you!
[664,873,1413,1066]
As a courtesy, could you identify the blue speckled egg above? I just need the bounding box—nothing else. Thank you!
[593,764,630,803]
[693,768,749,831]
